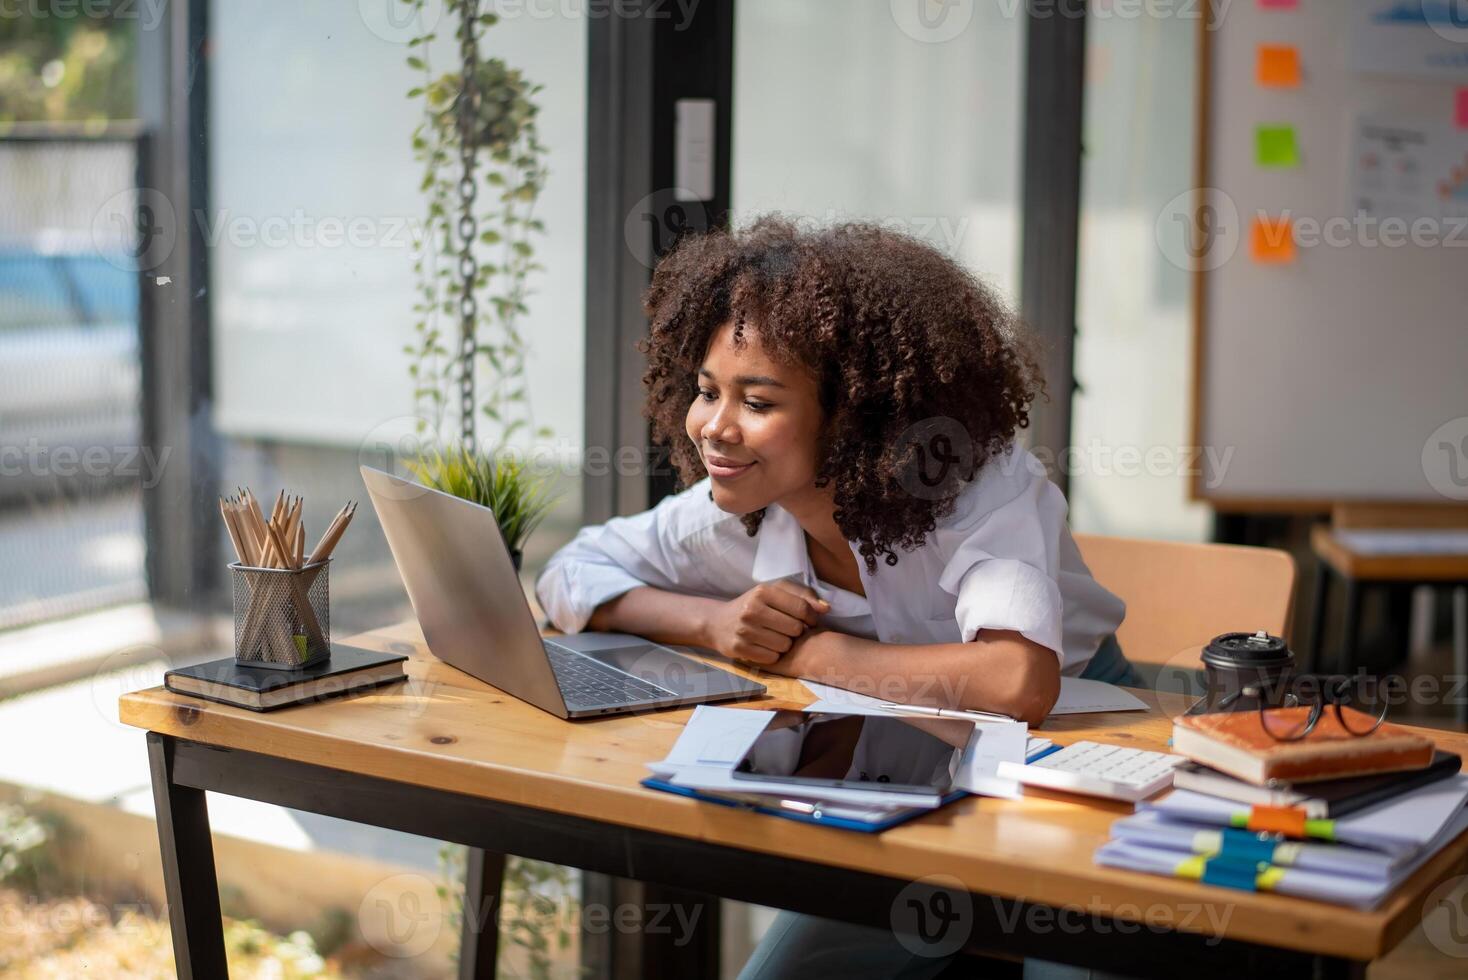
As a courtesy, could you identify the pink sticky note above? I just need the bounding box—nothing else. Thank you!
[1258,0,1298,9]
[1457,88,1468,129]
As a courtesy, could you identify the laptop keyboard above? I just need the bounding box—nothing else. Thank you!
[545,644,676,707]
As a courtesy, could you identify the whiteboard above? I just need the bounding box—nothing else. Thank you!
[1192,0,1468,508]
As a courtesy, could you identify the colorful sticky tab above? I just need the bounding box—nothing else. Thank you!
[1256,125,1300,167]
[1200,857,1262,892]
[1250,215,1296,264]
[1258,0,1298,9]
[1247,804,1306,836]
[1457,88,1468,129]
[1257,44,1301,87]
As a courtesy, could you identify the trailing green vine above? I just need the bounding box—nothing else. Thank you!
[400,0,551,450]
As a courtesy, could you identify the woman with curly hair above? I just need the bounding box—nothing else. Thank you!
[535,217,1132,975]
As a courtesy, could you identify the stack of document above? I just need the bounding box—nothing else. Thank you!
[644,705,1053,832]
[1093,775,1468,908]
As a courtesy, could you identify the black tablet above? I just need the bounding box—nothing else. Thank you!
[730,711,972,796]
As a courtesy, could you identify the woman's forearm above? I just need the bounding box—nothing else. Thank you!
[586,586,724,650]
[774,628,1061,726]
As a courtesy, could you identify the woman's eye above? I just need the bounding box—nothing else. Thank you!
[745,400,772,413]
[697,389,717,402]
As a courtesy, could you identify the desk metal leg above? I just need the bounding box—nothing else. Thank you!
[580,874,719,979]
[1307,561,1330,674]
[459,847,505,980]
[146,732,228,979]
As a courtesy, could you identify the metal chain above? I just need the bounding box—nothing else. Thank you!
[456,0,481,452]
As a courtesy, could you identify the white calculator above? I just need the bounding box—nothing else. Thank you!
[996,740,1186,802]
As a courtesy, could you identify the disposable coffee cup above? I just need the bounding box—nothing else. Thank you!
[1192,630,1296,714]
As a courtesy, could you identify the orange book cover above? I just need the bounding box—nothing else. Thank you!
[1173,707,1436,785]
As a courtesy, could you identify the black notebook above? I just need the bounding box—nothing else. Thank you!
[164,645,409,712]
[1172,750,1462,819]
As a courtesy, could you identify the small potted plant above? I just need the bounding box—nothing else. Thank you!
[408,444,556,572]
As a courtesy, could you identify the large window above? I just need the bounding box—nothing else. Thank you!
[732,0,1024,300]
[209,0,589,612]
[1071,11,1209,540]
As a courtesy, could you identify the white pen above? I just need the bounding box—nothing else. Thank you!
[876,701,1016,724]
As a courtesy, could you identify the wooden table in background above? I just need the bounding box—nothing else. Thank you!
[121,619,1468,979]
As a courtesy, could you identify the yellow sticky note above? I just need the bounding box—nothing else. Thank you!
[1257,44,1301,88]
[1251,215,1295,264]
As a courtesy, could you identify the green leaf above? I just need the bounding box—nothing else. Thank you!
[407,56,426,70]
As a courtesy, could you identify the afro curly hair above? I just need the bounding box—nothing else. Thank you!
[640,215,1046,573]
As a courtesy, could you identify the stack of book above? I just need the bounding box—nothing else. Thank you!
[1094,708,1468,908]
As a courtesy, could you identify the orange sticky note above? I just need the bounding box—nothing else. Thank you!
[1457,88,1468,129]
[1251,215,1295,264]
[1257,44,1301,87]
[1248,805,1307,837]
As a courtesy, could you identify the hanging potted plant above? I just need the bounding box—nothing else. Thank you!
[398,2,572,970]
[400,0,557,572]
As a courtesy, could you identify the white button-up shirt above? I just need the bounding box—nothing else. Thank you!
[535,445,1125,675]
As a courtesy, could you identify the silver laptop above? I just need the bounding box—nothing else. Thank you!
[361,466,765,718]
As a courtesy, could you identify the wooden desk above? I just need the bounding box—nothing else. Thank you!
[121,619,1468,979]
[1308,524,1468,728]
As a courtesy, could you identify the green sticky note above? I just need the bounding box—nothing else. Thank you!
[1256,125,1299,168]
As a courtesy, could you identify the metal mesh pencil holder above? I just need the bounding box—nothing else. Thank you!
[230,561,331,669]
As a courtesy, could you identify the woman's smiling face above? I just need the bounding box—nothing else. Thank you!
[684,320,824,515]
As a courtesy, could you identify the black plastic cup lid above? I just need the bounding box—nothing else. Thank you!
[1203,630,1293,667]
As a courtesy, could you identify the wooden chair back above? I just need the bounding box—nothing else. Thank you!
[1074,534,1297,669]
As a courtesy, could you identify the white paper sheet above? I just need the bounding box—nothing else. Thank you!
[801,677,1146,718]
[1048,677,1148,715]
[952,721,1028,798]
[650,704,773,771]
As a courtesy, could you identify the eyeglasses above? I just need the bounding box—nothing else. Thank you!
[1238,674,1389,742]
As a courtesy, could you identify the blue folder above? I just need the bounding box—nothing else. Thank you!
[640,776,969,833]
